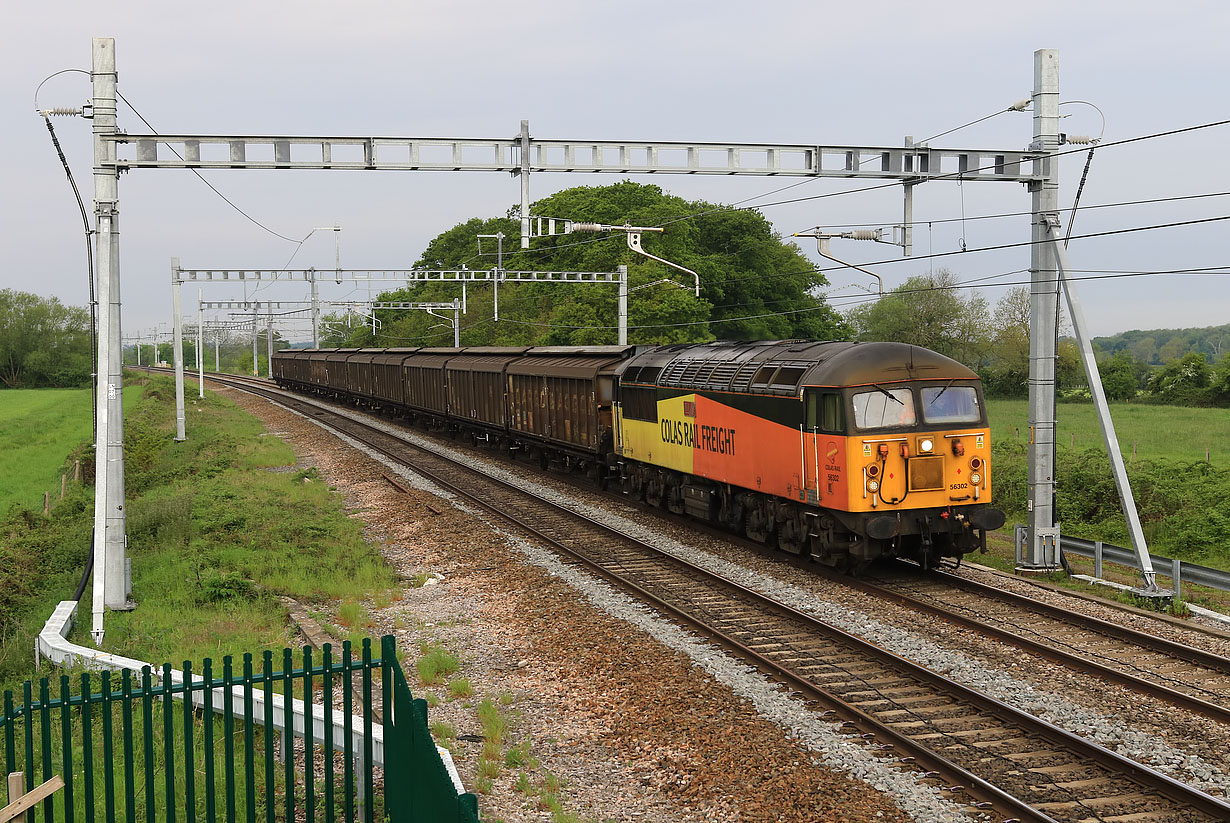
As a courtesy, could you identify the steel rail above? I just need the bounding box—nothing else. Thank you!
[188,369,1230,822]
[840,567,1230,726]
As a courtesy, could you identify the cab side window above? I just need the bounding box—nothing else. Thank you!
[821,393,844,432]
[806,393,845,432]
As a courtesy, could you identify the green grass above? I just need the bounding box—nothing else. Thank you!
[0,387,139,513]
[1,372,396,694]
[415,644,461,686]
[986,399,1230,463]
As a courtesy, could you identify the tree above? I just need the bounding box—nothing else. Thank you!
[845,269,990,369]
[1148,351,1212,405]
[338,182,849,348]
[1099,350,1142,401]
[0,290,92,388]
[1128,336,1158,365]
[1210,353,1230,407]
[1157,336,1189,364]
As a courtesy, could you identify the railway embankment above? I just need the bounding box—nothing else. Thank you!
[0,372,395,696]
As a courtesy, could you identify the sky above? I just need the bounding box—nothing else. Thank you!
[3,0,1228,344]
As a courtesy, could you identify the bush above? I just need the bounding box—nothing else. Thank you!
[197,569,257,604]
[991,440,1230,567]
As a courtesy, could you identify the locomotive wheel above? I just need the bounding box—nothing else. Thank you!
[744,498,774,545]
[777,514,808,556]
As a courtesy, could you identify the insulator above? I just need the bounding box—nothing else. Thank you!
[1007,97,1031,112]
[1065,134,1096,145]
[847,230,881,241]
[569,222,605,233]
[41,107,83,117]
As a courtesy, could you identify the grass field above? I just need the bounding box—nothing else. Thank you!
[986,399,1229,464]
[0,388,111,514]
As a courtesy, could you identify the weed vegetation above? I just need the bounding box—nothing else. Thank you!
[0,372,396,694]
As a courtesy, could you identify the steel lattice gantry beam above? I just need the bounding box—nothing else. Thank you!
[175,267,619,284]
[107,131,1044,183]
[201,300,457,310]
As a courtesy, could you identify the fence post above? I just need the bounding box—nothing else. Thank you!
[1094,541,1103,579]
[5,773,24,823]
[355,753,366,822]
[1173,557,1182,600]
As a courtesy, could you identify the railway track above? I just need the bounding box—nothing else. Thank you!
[174,369,1230,823]
[851,567,1230,726]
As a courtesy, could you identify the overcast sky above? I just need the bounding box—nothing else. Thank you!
[4,0,1228,344]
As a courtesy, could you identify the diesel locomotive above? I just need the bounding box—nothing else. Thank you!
[272,340,1005,571]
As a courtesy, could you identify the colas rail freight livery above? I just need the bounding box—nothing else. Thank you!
[273,340,1005,573]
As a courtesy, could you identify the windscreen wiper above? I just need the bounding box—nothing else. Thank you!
[870,383,904,405]
[929,377,958,405]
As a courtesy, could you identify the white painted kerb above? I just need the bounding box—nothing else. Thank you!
[37,600,465,794]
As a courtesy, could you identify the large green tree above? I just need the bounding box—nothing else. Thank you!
[845,269,991,369]
[0,290,92,388]
[336,182,848,348]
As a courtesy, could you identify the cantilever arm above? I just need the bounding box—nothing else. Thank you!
[627,232,700,296]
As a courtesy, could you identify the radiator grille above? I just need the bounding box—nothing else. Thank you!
[909,456,944,491]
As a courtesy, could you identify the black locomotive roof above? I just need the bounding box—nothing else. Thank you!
[620,340,977,395]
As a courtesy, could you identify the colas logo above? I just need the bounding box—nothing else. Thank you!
[826,441,839,462]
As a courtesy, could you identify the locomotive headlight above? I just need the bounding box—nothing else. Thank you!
[867,479,879,492]
[919,437,934,453]
[970,473,982,485]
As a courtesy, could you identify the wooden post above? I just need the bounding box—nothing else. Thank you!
[73,459,80,483]
[4,774,21,823]
[1132,441,1137,461]
[60,474,66,500]
[42,493,49,516]
[2,773,64,823]
[1070,433,1074,450]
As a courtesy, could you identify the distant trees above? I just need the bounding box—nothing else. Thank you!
[1095,323,1230,365]
[331,182,849,348]
[0,290,92,388]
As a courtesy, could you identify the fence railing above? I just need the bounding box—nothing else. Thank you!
[2,635,479,823]
[1059,535,1230,597]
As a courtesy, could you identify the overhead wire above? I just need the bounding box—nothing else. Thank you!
[494,264,1230,332]
[35,68,98,431]
[462,118,1230,268]
[115,90,302,244]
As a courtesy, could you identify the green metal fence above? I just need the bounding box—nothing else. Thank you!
[1,635,479,823]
